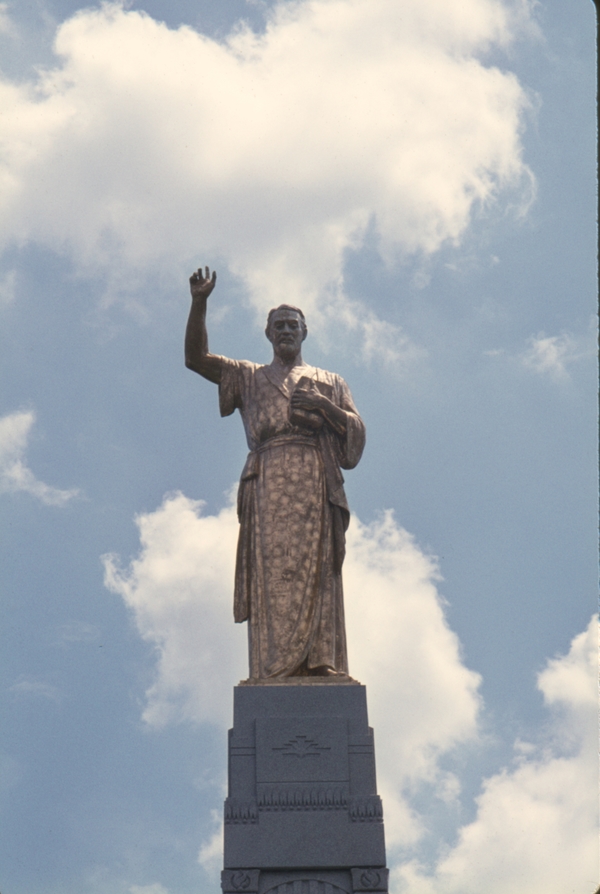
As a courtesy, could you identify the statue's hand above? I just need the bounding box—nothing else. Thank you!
[189,266,217,300]
[291,388,325,413]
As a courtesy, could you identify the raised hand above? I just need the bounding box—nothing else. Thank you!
[185,266,223,383]
[189,266,217,300]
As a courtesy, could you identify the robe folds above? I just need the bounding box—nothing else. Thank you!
[217,358,365,679]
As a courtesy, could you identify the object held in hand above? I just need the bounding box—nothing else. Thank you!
[290,407,324,429]
[289,377,334,429]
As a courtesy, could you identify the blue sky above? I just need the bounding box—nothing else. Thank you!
[0,1,597,893]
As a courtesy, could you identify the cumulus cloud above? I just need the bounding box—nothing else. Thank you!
[486,324,596,382]
[0,0,533,334]
[520,331,586,380]
[539,618,597,711]
[197,810,224,877]
[103,491,247,728]
[103,491,481,848]
[0,2,14,37]
[105,490,598,889]
[344,512,482,845]
[0,409,79,505]
[395,615,599,894]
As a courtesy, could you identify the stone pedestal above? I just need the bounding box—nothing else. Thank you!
[221,681,389,894]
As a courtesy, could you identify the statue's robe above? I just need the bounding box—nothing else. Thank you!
[217,358,365,678]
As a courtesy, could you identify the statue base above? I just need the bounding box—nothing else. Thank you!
[221,681,389,894]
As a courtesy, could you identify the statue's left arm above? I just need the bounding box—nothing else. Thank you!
[291,378,365,469]
[292,392,347,434]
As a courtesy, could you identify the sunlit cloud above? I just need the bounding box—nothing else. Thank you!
[344,511,482,846]
[539,618,597,710]
[103,491,482,849]
[103,491,246,729]
[0,2,15,37]
[521,331,583,380]
[197,810,223,878]
[0,0,534,343]
[104,492,598,890]
[394,615,598,894]
[485,323,596,382]
[0,409,80,505]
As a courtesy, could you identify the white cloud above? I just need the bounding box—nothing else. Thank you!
[538,619,597,711]
[344,512,482,846]
[129,885,170,894]
[197,810,224,879]
[103,491,247,728]
[0,409,79,505]
[487,323,596,382]
[395,615,599,894]
[520,331,584,380]
[105,491,599,890]
[0,2,14,37]
[103,492,482,848]
[0,0,534,335]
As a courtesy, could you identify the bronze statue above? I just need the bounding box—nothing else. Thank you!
[185,267,365,679]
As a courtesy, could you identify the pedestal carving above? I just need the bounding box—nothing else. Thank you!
[221,683,389,894]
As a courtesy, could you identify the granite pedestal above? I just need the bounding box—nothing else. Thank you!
[221,681,389,894]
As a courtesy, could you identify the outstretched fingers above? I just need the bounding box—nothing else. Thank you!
[189,266,217,286]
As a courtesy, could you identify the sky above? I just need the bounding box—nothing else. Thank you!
[0,1,597,893]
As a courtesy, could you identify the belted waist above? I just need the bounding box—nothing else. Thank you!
[255,432,318,453]
[239,433,318,483]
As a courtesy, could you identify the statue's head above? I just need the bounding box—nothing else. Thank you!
[265,305,307,359]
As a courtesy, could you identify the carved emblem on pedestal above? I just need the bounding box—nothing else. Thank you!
[273,735,331,758]
[221,869,260,893]
[351,867,389,892]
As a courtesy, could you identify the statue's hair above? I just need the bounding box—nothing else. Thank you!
[265,304,307,336]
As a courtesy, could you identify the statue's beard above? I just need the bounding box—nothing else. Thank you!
[274,341,300,361]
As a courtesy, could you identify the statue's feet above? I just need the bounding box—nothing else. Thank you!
[308,665,348,678]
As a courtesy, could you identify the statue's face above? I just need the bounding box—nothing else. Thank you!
[267,309,306,359]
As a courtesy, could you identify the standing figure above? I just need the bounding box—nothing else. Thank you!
[185,267,366,679]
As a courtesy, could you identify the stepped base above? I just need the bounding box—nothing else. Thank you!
[221,682,389,894]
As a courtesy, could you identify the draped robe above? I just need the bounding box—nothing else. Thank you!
[217,358,365,679]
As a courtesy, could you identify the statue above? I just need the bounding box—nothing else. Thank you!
[185,267,366,679]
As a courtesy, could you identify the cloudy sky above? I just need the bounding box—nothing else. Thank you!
[0,1,597,893]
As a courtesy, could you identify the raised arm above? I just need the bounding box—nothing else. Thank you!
[184,266,224,384]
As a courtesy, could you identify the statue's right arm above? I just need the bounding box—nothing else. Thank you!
[184,266,225,384]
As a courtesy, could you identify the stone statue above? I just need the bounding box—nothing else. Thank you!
[185,267,365,679]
